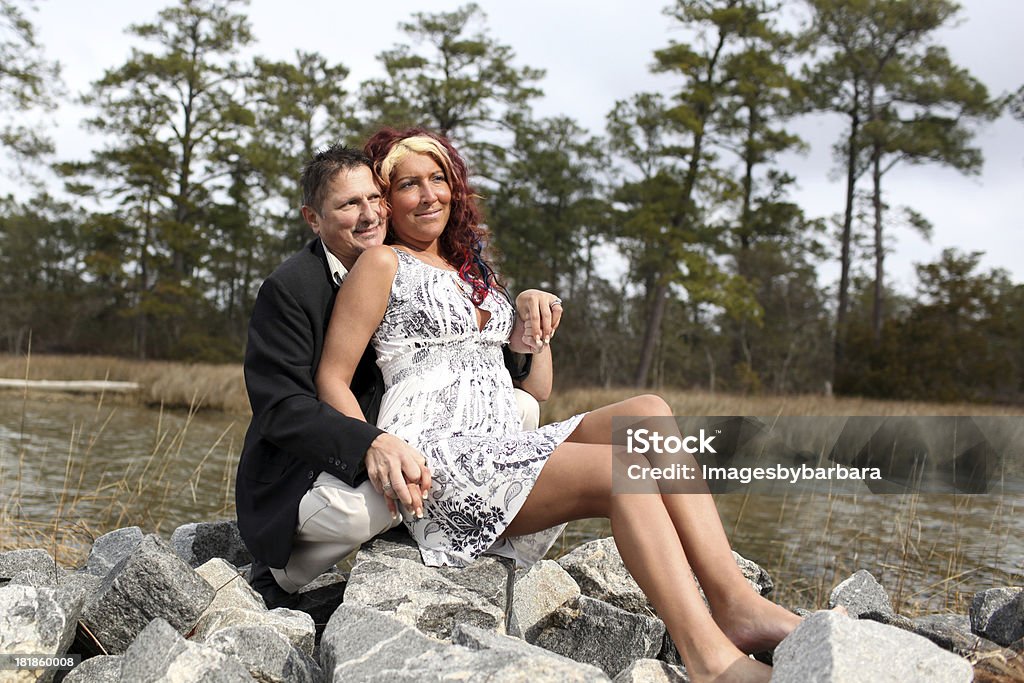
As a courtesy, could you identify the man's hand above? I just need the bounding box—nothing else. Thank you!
[510,289,562,354]
[365,432,432,519]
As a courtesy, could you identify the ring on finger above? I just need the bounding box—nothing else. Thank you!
[549,298,563,309]
[382,480,393,492]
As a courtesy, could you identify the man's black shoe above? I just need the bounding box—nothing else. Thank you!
[248,560,300,610]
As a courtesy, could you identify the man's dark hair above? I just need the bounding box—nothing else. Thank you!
[301,145,373,215]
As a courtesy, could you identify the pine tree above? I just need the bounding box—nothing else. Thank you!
[0,0,62,165]
[58,0,254,358]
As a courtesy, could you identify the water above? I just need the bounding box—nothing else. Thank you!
[0,396,244,554]
[2,395,1021,614]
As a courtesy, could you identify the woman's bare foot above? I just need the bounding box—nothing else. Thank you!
[677,628,774,683]
[716,596,849,654]
[713,593,803,654]
[687,651,773,683]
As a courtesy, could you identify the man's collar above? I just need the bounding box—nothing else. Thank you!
[321,240,349,285]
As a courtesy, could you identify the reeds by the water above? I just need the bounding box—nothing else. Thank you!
[0,392,238,567]
[0,353,248,413]
[543,386,1024,422]
[6,353,1023,418]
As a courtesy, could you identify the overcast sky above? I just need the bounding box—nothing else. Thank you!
[13,0,1024,291]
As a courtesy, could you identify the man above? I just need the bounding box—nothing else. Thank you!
[236,145,556,607]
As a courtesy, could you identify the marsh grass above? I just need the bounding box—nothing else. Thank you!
[0,352,248,413]
[0,390,238,567]
[6,354,1022,419]
[543,386,1024,422]
[2,361,1021,617]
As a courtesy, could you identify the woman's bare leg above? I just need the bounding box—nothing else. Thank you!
[560,395,801,653]
[505,441,770,682]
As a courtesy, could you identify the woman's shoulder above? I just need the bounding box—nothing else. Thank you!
[343,245,401,296]
[351,244,400,273]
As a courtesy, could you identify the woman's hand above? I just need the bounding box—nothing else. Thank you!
[510,289,563,353]
[366,432,432,519]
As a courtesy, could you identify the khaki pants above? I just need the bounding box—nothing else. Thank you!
[271,388,541,593]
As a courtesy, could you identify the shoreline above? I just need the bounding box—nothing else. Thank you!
[5,353,1024,419]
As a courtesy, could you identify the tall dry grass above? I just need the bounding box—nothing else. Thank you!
[544,386,1024,422]
[6,354,1023,419]
[0,394,238,567]
[0,353,249,413]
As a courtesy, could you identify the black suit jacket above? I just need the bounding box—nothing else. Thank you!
[236,239,384,568]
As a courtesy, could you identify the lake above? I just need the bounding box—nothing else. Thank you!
[2,395,1021,614]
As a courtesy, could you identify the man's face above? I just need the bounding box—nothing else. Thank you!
[301,165,385,269]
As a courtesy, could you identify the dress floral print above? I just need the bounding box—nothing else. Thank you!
[371,248,586,567]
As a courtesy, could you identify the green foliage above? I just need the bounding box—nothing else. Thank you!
[611,0,808,387]
[0,194,92,352]
[58,0,254,358]
[839,249,1022,401]
[804,0,999,367]
[1011,85,1024,122]
[486,117,608,291]
[359,2,543,178]
[0,0,62,163]
[245,51,354,255]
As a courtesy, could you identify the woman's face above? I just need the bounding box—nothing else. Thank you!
[388,152,452,248]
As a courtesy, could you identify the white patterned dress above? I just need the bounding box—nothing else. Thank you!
[372,248,587,567]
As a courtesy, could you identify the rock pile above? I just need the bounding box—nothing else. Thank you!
[0,521,1018,682]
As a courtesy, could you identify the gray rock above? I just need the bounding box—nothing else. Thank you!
[192,606,316,657]
[62,655,122,683]
[658,632,683,668]
[119,617,252,682]
[731,550,773,596]
[911,612,1005,657]
[0,585,80,683]
[970,587,1024,646]
[556,538,772,618]
[344,530,510,639]
[530,595,665,677]
[828,569,895,620]
[8,568,98,624]
[84,527,143,577]
[320,604,452,680]
[613,658,690,683]
[170,520,252,569]
[322,604,602,682]
[206,624,323,683]
[864,610,916,630]
[7,567,61,588]
[0,548,56,581]
[557,537,652,615]
[509,559,581,639]
[452,622,610,679]
[196,557,266,612]
[79,534,215,654]
[772,610,974,682]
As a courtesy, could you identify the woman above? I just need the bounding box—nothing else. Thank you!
[316,128,799,682]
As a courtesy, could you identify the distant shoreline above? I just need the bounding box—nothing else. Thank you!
[3,353,1024,420]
